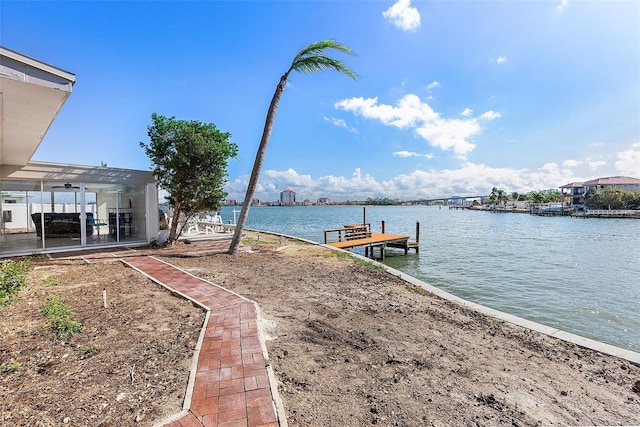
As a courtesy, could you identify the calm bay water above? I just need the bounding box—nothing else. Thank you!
[220,205,640,352]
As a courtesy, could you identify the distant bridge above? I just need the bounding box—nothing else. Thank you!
[410,195,489,206]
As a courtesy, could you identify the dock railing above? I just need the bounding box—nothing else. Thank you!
[324,223,371,243]
[578,209,640,218]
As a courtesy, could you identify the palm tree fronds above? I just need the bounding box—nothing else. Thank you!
[290,39,357,80]
[295,39,354,58]
[292,55,357,80]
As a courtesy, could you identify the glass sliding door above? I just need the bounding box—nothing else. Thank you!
[0,180,43,253]
[41,182,85,249]
[96,183,147,244]
[85,184,111,246]
[1,178,150,255]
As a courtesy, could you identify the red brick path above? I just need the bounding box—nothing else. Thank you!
[122,256,280,427]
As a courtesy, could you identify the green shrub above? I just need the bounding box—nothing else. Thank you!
[0,260,29,306]
[42,295,83,339]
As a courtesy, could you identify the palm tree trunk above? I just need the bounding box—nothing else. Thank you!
[228,74,289,255]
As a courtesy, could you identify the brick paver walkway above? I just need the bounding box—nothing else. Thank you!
[122,255,280,427]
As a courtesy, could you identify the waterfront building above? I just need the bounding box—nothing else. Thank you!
[280,189,296,206]
[317,197,331,205]
[560,176,640,208]
[560,182,586,206]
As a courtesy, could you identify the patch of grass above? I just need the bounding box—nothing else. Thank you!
[0,260,29,306]
[241,236,280,246]
[352,257,386,271]
[334,251,354,261]
[0,361,22,373]
[41,295,83,339]
[325,249,387,271]
[562,341,593,356]
[42,276,62,286]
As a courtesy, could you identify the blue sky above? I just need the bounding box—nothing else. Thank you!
[2,0,639,202]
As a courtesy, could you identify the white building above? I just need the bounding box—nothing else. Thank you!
[279,189,295,206]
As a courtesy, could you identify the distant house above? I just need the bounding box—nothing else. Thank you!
[280,189,296,206]
[559,182,586,206]
[560,176,640,207]
[0,46,159,257]
[250,198,260,206]
[317,197,330,205]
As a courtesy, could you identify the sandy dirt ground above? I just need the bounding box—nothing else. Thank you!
[1,233,639,426]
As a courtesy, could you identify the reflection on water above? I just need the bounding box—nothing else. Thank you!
[221,205,640,352]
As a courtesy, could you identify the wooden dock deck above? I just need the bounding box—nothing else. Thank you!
[324,223,419,260]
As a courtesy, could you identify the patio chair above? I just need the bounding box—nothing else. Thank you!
[186,218,200,235]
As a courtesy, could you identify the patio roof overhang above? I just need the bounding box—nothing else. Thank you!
[0,46,76,166]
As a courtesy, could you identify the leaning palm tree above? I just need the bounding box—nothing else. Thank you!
[227,40,357,255]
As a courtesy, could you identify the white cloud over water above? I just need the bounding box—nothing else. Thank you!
[227,162,574,202]
[335,94,501,158]
[225,144,640,203]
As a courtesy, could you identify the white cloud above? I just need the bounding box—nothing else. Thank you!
[382,0,421,32]
[393,151,434,159]
[225,144,640,203]
[562,159,581,168]
[588,160,607,170]
[497,56,507,64]
[427,81,440,90]
[336,94,501,157]
[323,116,357,133]
[614,142,640,176]
[461,108,473,117]
[226,160,578,202]
[556,0,568,13]
[480,111,501,120]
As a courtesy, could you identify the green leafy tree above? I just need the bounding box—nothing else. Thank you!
[622,190,640,209]
[141,114,238,243]
[530,191,544,204]
[541,189,560,203]
[228,39,357,255]
[584,187,640,210]
[489,187,507,207]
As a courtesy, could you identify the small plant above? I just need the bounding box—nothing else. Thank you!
[42,276,61,286]
[84,344,103,354]
[42,295,83,339]
[159,220,169,230]
[0,260,29,306]
[0,361,22,373]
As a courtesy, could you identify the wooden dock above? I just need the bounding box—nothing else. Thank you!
[324,222,419,260]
